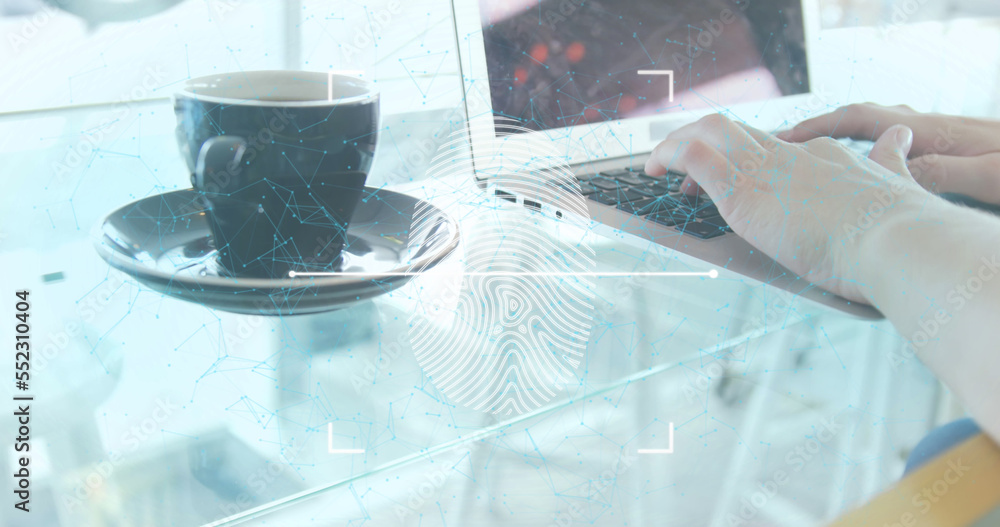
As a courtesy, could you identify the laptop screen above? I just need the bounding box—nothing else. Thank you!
[477,0,810,132]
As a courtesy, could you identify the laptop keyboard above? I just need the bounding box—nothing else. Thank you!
[578,168,732,240]
[487,138,882,241]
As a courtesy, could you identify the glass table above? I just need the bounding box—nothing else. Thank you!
[13,14,1000,519]
[0,100,929,527]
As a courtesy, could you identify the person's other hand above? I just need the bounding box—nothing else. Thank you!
[777,103,1000,204]
[644,114,936,304]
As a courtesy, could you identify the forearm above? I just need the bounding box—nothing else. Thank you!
[649,112,1000,439]
[860,197,1000,440]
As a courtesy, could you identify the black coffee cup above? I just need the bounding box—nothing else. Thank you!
[173,71,379,278]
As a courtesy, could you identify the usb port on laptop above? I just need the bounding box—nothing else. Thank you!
[523,199,541,212]
[494,189,516,203]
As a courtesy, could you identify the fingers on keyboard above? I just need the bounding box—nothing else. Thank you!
[584,168,730,239]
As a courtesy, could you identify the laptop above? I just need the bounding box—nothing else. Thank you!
[450,0,880,319]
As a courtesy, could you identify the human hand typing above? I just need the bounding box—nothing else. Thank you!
[643,113,931,304]
[778,103,1000,205]
[645,112,1000,443]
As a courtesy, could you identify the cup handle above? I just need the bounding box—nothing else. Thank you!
[192,136,248,193]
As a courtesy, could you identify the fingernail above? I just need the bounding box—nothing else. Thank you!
[896,126,913,152]
[776,131,791,140]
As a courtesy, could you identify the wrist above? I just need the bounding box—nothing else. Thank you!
[854,190,1000,309]
[852,190,950,306]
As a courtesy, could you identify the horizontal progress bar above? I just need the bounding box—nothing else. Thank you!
[289,270,718,278]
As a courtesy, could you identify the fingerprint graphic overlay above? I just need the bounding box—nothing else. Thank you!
[408,119,596,416]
